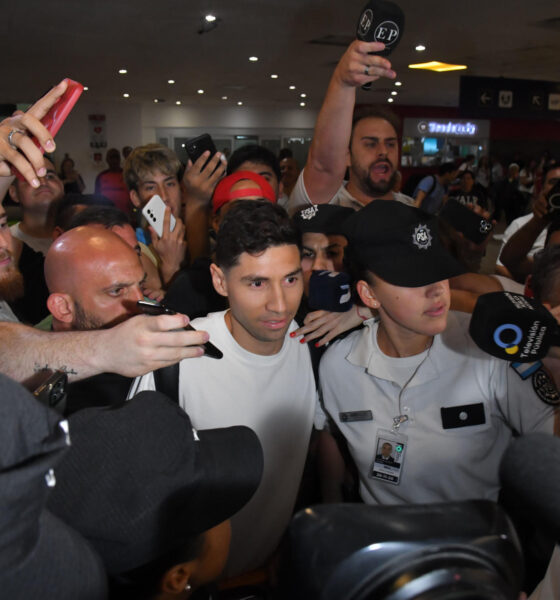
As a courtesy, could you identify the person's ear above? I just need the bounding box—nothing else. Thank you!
[210,263,228,297]
[356,279,380,310]
[160,563,193,595]
[47,293,75,324]
[130,189,141,210]
[8,184,19,204]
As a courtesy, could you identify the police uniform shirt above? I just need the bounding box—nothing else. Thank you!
[319,311,556,506]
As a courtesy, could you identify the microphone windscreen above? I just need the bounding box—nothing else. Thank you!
[356,0,405,57]
[308,270,353,313]
[469,292,557,363]
[500,433,560,542]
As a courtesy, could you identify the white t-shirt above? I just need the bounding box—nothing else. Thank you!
[286,169,414,215]
[0,300,19,322]
[10,223,52,256]
[130,310,321,576]
[496,214,547,267]
[319,312,555,506]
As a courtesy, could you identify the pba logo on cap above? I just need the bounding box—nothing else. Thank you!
[493,323,523,356]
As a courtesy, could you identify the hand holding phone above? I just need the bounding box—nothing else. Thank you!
[137,299,223,359]
[185,134,219,172]
[142,195,177,238]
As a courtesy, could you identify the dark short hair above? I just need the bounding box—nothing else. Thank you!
[543,161,560,184]
[226,144,281,183]
[50,193,113,231]
[460,170,475,180]
[215,200,299,270]
[351,105,401,144]
[438,162,457,176]
[68,205,132,230]
[532,245,560,305]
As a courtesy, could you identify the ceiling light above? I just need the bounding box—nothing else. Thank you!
[408,61,467,72]
[391,91,397,95]
[237,101,243,106]
[300,93,307,98]
[168,79,175,84]
[205,14,216,22]
[387,98,394,103]
[118,68,127,74]
[415,45,426,52]
[395,81,402,86]
[221,96,228,100]
[154,99,159,103]
[181,143,186,148]
[83,86,89,91]
[300,102,306,107]
[270,74,278,79]
[123,93,129,98]
[249,56,258,62]
[197,89,204,94]
[176,100,181,105]
[289,85,296,90]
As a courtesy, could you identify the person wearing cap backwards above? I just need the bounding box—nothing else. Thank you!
[318,200,556,507]
[163,171,277,319]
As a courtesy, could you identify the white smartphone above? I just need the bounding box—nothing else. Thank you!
[141,195,176,238]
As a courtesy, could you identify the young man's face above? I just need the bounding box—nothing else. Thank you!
[349,117,399,199]
[235,161,280,198]
[301,232,347,296]
[0,204,24,302]
[9,159,63,215]
[131,169,182,218]
[211,244,303,355]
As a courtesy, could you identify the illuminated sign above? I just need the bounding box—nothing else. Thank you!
[417,120,478,136]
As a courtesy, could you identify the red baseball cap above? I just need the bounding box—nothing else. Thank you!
[212,171,276,214]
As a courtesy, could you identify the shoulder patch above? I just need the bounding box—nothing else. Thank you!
[511,360,542,381]
[532,369,560,406]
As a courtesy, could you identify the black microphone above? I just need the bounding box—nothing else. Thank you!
[356,0,405,90]
[500,433,560,542]
[308,270,353,313]
[469,292,560,363]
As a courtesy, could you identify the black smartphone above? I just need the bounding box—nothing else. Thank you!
[137,299,223,359]
[439,199,493,245]
[185,133,218,172]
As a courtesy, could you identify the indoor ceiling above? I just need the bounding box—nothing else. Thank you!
[2,0,559,112]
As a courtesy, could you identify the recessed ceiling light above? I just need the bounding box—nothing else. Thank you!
[176,100,181,105]
[249,56,258,62]
[387,98,394,103]
[197,89,204,94]
[83,86,89,91]
[300,93,307,98]
[123,93,129,98]
[221,96,228,100]
[391,91,397,95]
[395,81,402,86]
[154,99,159,103]
[289,85,296,90]
[408,61,467,72]
[270,74,279,79]
[205,14,216,22]
[415,45,426,52]
[299,102,306,107]
[168,79,175,84]
[237,101,243,106]
[118,68,127,74]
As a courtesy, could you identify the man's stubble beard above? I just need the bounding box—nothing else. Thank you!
[0,266,24,303]
[351,160,397,198]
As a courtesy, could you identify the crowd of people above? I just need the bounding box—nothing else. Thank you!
[1,38,559,600]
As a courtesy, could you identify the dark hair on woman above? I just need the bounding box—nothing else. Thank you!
[109,535,203,600]
[215,200,300,270]
[532,245,560,305]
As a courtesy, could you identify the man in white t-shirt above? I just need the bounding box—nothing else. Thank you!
[130,200,320,578]
[287,40,414,215]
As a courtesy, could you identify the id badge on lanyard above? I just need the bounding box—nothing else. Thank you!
[369,428,408,485]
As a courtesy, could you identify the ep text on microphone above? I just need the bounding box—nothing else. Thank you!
[307,270,353,312]
[356,0,405,90]
[469,292,560,363]
[500,433,560,543]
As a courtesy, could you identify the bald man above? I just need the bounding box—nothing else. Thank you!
[45,226,145,331]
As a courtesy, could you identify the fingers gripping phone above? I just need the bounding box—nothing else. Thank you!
[137,299,223,359]
[141,195,176,238]
[11,78,84,181]
[185,133,218,172]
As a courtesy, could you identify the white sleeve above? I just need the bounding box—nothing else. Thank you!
[127,371,156,400]
[286,169,312,216]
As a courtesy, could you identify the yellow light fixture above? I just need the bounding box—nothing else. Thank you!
[408,61,467,72]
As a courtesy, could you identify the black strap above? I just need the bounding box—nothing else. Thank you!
[153,362,180,404]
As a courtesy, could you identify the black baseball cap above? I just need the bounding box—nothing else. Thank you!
[47,391,264,574]
[342,200,464,287]
[292,204,354,235]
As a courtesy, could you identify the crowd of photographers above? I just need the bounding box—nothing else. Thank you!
[1,38,559,600]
